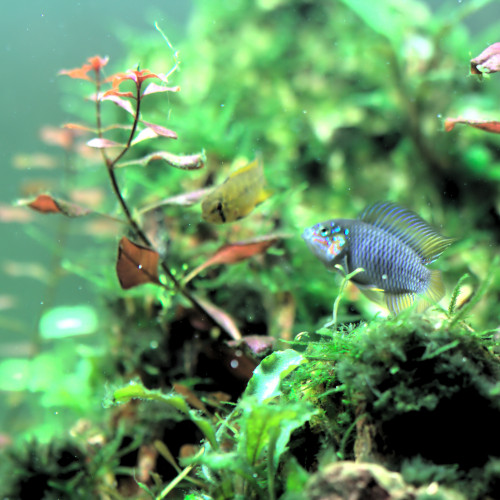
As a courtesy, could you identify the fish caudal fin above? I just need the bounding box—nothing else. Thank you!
[384,269,445,315]
[417,269,445,312]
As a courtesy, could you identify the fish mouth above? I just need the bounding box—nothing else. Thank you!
[301,227,315,241]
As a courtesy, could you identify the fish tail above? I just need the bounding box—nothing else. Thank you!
[416,269,445,312]
[385,270,445,315]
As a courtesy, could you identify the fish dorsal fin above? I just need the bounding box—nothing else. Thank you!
[228,156,262,179]
[359,202,455,263]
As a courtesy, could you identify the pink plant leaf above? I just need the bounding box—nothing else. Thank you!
[116,150,205,170]
[194,295,242,341]
[101,94,136,115]
[142,82,180,96]
[139,188,213,214]
[87,138,124,148]
[141,120,178,139]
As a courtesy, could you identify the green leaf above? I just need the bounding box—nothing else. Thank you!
[243,349,306,403]
[240,400,318,469]
[111,381,190,414]
[189,410,218,449]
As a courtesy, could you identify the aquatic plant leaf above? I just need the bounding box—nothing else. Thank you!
[131,124,178,146]
[243,349,306,403]
[142,82,180,96]
[173,383,207,413]
[141,120,178,139]
[0,204,34,223]
[445,117,500,134]
[12,153,58,169]
[40,126,75,150]
[240,400,318,469]
[112,381,190,414]
[195,295,242,340]
[87,137,124,148]
[116,150,205,170]
[471,42,500,75]
[102,88,135,99]
[63,123,97,133]
[58,55,108,80]
[101,94,136,115]
[116,237,160,289]
[20,194,92,217]
[183,234,284,284]
[3,261,48,282]
[139,188,212,214]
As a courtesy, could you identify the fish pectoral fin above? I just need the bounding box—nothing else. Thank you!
[359,287,386,306]
[256,188,272,205]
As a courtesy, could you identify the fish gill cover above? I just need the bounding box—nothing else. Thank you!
[1,1,500,499]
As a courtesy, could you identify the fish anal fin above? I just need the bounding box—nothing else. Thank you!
[385,292,416,315]
[385,269,445,315]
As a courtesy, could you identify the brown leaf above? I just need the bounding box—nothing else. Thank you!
[116,150,205,170]
[173,383,208,413]
[445,117,500,134]
[471,42,500,75]
[20,194,92,217]
[183,234,285,284]
[116,237,160,289]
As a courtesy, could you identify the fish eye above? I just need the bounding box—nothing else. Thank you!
[319,227,329,237]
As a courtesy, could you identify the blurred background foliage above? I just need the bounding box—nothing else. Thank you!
[1,0,500,497]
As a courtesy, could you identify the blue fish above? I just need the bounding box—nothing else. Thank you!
[302,202,455,314]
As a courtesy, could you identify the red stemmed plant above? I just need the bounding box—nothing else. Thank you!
[21,55,283,341]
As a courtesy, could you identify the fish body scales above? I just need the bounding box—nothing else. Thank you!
[346,221,430,295]
[302,202,454,315]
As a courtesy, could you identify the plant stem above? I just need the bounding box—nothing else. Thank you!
[94,72,225,331]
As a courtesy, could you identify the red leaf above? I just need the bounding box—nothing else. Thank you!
[183,234,285,284]
[111,69,163,87]
[445,117,500,134]
[20,194,92,217]
[116,151,205,170]
[58,55,108,81]
[141,120,178,139]
[116,237,160,289]
[87,138,124,148]
[102,89,135,99]
[195,295,242,340]
[142,82,180,96]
